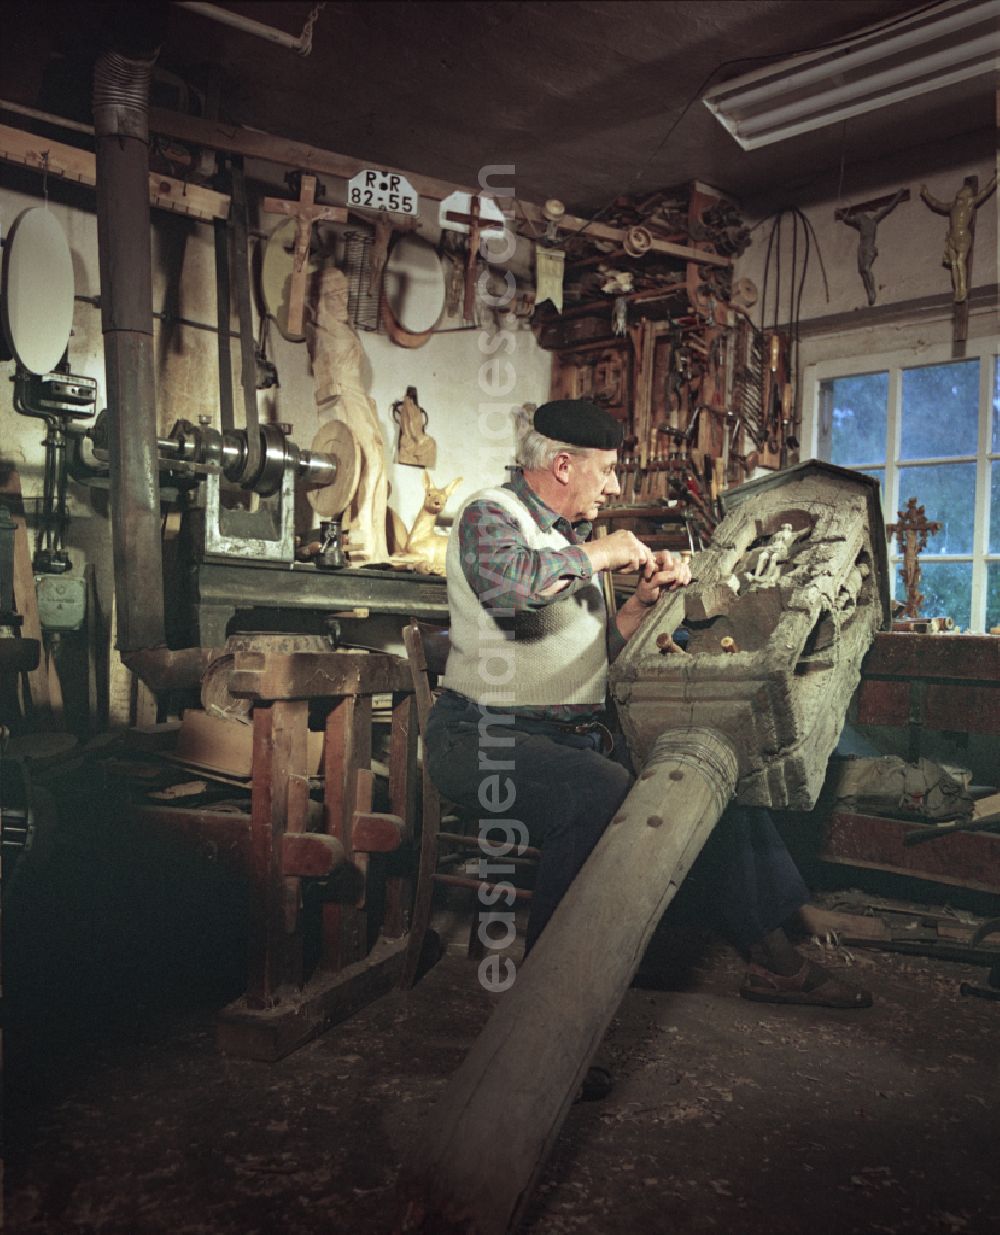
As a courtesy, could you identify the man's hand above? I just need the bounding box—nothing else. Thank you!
[633,549,692,606]
[582,529,653,575]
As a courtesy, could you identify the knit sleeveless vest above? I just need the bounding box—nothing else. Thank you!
[440,486,608,708]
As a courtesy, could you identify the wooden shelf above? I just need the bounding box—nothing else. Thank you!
[595,504,687,522]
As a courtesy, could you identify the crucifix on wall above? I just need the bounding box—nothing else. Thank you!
[440,193,506,321]
[886,497,942,619]
[263,173,347,337]
[919,173,997,356]
[834,189,908,306]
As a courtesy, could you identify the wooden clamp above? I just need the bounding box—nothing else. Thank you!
[282,832,346,877]
[352,810,410,853]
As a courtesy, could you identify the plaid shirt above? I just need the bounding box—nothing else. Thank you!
[451,469,623,721]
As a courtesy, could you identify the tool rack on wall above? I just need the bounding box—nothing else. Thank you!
[532,181,797,549]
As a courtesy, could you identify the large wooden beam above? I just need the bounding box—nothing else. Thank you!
[0,122,230,222]
[149,107,473,201]
[0,112,730,268]
[516,201,731,267]
[229,650,413,700]
[398,727,739,1235]
[146,109,731,267]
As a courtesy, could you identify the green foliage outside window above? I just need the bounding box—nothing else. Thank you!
[992,362,1000,453]
[824,355,998,630]
[991,461,1000,554]
[895,462,975,554]
[900,361,979,458]
[825,373,888,468]
[897,562,972,628]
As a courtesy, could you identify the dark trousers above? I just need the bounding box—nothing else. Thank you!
[424,692,808,955]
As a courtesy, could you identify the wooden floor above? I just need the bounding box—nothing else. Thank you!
[7,866,999,1235]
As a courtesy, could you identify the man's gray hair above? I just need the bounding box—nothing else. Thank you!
[513,405,587,470]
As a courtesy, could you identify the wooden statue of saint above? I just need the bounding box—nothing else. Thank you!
[310,264,389,563]
[392,386,437,468]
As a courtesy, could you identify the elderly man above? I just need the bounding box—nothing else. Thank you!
[425,399,870,1026]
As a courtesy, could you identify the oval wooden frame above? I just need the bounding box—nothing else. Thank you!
[379,232,446,348]
[380,294,437,349]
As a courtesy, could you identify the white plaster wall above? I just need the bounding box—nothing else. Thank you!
[736,153,999,397]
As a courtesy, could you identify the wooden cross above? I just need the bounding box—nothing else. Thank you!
[263,174,346,336]
[443,195,505,322]
[886,497,942,619]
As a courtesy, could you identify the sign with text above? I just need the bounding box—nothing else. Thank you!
[347,171,418,215]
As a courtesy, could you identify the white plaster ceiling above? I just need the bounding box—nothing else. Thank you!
[6,1,997,213]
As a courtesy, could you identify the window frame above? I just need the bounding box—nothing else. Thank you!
[802,339,1000,632]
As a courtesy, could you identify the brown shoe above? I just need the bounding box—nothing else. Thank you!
[740,959,873,1009]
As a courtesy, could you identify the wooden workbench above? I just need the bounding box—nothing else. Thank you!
[822,632,1000,893]
[139,650,419,1061]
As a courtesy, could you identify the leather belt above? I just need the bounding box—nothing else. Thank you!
[514,715,615,755]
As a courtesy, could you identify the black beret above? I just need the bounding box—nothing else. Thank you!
[533,399,623,450]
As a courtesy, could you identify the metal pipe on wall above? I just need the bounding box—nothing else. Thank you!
[174,2,322,54]
[93,42,166,652]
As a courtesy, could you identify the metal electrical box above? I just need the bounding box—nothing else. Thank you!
[35,573,86,632]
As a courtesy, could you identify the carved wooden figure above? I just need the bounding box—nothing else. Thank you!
[392,385,437,468]
[400,472,461,575]
[920,175,997,304]
[835,189,908,306]
[311,265,389,563]
[886,497,942,619]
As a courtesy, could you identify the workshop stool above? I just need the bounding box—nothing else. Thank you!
[399,618,539,987]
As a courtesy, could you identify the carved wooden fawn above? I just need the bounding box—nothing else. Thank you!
[403,472,462,575]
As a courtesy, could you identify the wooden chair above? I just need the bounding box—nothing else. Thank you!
[399,618,540,988]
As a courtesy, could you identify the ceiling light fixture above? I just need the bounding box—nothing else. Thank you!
[703,0,1000,150]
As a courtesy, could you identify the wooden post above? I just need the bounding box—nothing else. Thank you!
[246,698,308,1006]
[0,465,54,726]
[385,690,418,938]
[399,726,739,1235]
[322,692,372,967]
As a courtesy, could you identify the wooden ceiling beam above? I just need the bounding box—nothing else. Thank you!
[148,107,476,201]
[0,122,229,223]
[0,110,731,269]
[148,108,731,267]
